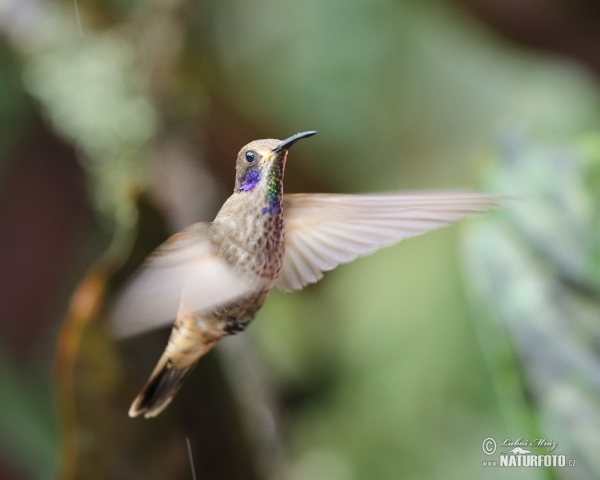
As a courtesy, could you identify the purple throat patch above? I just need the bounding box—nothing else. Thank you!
[238,166,261,191]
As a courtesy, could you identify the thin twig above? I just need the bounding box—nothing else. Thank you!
[73,0,83,37]
[186,436,197,480]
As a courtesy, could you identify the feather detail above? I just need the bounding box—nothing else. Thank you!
[110,223,255,338]
[277,192,508,291]
[128,356,198,418]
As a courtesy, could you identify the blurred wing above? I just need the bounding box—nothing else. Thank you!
[277,192,506,291]
[110,223,254,338]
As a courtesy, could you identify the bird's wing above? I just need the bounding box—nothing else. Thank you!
[110,223,254,338]
[277,192,506,291]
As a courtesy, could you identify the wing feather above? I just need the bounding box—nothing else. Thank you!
[277,192,506,291]
[110,223,254,338]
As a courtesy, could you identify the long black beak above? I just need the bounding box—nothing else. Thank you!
[273,131,317,152]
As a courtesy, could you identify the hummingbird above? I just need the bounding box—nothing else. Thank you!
[111,131,503,418]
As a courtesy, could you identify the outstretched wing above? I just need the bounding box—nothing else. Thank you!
[277,192,506,291]
[110,223,254,338]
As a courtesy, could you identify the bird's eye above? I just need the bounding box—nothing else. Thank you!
[245,151,257,163]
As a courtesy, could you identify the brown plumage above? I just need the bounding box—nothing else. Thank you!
[111,131,506,418]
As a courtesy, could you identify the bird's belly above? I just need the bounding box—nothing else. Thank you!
[212,287,271,335]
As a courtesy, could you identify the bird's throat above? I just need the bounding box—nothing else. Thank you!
[234,155,286,215]
[262,155,285,215]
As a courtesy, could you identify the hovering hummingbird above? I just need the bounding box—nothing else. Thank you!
[112,131,503,418]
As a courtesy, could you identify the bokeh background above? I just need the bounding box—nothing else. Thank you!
[1,0,600,479]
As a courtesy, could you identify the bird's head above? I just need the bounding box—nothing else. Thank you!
[234,131,317,194]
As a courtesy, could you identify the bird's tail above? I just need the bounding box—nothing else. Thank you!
[128,353,198,418]
[128,310,223,418]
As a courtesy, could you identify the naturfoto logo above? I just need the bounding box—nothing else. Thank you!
[481,437,576,468]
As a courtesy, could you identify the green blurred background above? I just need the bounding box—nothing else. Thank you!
[1,0,600,479]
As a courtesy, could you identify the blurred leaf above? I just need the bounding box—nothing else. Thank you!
[0,348,56,480]
[466,134,600,479]
[0,43,34,182]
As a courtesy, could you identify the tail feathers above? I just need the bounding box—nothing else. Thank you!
[129,357,198,418]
